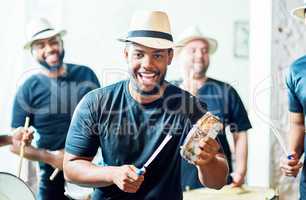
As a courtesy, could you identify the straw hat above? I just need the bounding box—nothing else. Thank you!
[118,11,175,49]
[175,26,218,54]
[291,0,306,21]
[24,18,66,49]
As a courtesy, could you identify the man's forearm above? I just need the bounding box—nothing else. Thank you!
[64,159,115,187]
[290,128,305,158]
[10,145,52,162]
[197,155,228,189]
[234,133,248,176]
[289,113,305,158]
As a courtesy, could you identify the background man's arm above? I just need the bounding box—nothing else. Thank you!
[10,145,64,169]
[232,132,248,186]
[0,135,12,147]
[280,112,304,177]
[289,112,305,158]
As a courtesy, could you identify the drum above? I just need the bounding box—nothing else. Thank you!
[183,185,277,200]
[0,172,35,200]
[64,182,93,200]
[64,148,101,200]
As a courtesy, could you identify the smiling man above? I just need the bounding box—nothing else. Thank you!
[174,26,252,190]
[10,18,100,200]
[63,11,228,200]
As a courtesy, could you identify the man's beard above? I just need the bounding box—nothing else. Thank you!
[38,50,65,72]
[192,63,208,79]
[130,70,166,96]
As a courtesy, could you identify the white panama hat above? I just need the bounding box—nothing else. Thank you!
[291,0,306,21]
[24,18,66,49]
[175,26,218,55]
[118,10,175,49]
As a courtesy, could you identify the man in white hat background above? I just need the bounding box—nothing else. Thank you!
[173,26,251,190]
[10,18,100,200]
[63,10,228,200]
[280,2,306,199]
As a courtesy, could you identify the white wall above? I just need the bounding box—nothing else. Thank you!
[248,0,272,187]
[60,0,250,106]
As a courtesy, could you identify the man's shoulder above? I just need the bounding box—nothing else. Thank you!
[290,55,306,72]
[20,73,45,88]
[202,78,236,93]
[165,83,207,120]
[102,80,127,93]
[206,77,231,87]
[84,80,127,98]
[165,82,193,98]
[66,63,95,75]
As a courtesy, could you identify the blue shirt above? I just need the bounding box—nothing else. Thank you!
[178,78,252,190]
[287,55,306,115]
[11,63,100,179]
[65,80,207,200]
[286,55,306,198]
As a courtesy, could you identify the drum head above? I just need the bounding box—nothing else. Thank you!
[0,172,35,200]
[64,182,92,200]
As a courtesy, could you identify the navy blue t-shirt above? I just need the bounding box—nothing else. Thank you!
[286,55,306,199]
[65,80,207,200]
[176,78,252,190]
[11,63,100,179]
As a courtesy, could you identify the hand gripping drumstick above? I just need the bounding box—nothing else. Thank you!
[17,117,30,178]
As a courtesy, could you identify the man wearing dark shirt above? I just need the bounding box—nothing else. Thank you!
[10,18,100,200]
[63,11,228,200]
[280,5,306,200]
[174,26,251,189]
[281,55,306,199]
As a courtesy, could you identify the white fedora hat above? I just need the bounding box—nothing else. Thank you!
[175,26,218,54]
[24,18,66,49]
[118,10,175,49]
[291,0,306,21]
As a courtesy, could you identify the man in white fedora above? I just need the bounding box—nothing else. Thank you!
[10,17,100,200]
[290,0,306,22]
[63,10,228,200]
[280,2,306,200]
[173,26,251,190]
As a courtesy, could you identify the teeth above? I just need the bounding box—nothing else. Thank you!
[139,73,155,78]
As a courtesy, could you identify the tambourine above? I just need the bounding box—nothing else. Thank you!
[180,112,223,164]
[0,172,35,200]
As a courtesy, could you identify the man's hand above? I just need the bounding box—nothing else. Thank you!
[280,153,303,177]
[194,136,220,166]
[111,165,145,193]
[12,127,34,146]
[231,172,245,187]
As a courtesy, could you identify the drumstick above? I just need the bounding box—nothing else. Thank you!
[17,117,30,178]
[49,168,60,181]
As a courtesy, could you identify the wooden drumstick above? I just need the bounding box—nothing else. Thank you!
[49,168,60,181]
[17,117,30,178]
